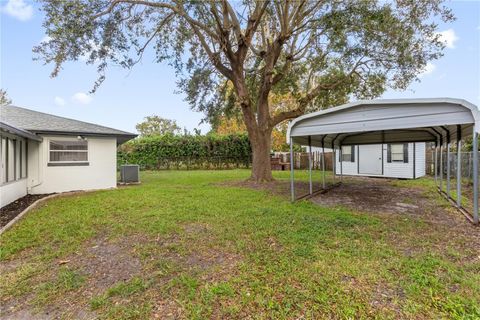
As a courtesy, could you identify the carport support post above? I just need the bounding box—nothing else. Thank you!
[446,141,451,198]
[473,127,478,224]
[456,136,462,207]
[439,143,443,192]
[322,143,326,189]
[290,138,295,202]
[332,146,336,183]
[308,136,313,195]
[434,141,438,186]
[339,145,343,182]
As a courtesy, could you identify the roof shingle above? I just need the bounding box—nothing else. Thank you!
[1,105,136,142]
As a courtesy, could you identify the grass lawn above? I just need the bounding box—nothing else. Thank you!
[1,170,479,319]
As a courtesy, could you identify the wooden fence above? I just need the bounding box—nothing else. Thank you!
[273,152,334,170]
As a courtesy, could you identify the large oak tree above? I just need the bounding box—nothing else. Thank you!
[35,0,452,182]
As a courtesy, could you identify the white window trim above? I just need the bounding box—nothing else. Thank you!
[390,144,405,163]
[341,145,353,162]
[48,139,89,165]
[0,135,27,185]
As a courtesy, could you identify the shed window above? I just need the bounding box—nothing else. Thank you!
[49,140,88,163]
[388,143,408,163]
[341,145,355,162]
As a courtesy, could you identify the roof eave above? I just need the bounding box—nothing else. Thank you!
[30,130,137,144]
[0,122,43,141]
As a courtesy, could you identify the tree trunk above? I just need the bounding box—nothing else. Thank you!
[249,128,274,182]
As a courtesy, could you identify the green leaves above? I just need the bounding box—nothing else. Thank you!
[118,133,252,170]
[136,115,181,137]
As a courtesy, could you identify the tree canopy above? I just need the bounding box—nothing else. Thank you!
[35,0,453,181]
[136,115,181,136]
[0,89,12,106]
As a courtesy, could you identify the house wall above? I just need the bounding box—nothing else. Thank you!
[335,143,426,179]
[27,140,42,190]
[29,135,117,194]
[0,179,27,207]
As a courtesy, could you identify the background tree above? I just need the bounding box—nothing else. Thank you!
[212,84,303,151]
[35,0,453,182]
[136,115,181,136]
[0,89,12,106]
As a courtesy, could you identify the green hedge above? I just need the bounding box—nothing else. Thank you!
[118,133,252,170]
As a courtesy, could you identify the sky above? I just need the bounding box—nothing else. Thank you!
[0,0,479,134]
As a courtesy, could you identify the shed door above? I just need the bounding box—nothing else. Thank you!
[358,145,383,175]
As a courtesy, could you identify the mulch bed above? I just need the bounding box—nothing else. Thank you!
[0,194,51,228]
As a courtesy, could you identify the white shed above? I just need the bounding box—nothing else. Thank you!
[335,142,425,179]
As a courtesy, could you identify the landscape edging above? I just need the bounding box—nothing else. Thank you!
[0,189,107,236]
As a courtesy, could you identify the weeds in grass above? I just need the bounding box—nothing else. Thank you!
[34,267,85,306]
[0,171,478,319]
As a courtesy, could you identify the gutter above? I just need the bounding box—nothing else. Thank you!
[0,122,43,141]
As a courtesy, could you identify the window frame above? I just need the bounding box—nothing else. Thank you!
[7,138,15,182]
[341,145,355,162]
[388,143,408,163]
[0,135,28,185]
[0,137,6,184]
[48,139,89,166]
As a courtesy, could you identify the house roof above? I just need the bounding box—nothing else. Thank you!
[287,98,479,148]
[0,121,43,141]
[1,105,137,143]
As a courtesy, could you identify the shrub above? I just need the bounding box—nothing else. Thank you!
[118,133,252,170]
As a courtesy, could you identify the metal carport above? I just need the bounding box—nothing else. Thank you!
[287,98,479,224]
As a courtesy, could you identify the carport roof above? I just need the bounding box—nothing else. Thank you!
[287,98,479,148]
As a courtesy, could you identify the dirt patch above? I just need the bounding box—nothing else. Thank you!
[224,175,470,227]
[182,222,211,235]
[0,194,51,228]
[151,299,183,319]
[369,282,406,317]
[1,222,241,319]
[71,236,142,294]
[0,235,142,320]
[310,178,428,216]
[158,223,242,282]
[224,175,480,250]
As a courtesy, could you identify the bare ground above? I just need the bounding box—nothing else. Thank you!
[0,223,241,320]
[223,175,480,252]
[2,175,478,319]
[223,176,474,224]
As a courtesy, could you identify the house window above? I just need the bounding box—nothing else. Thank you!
[15,140,20,180]
[1,137,6,184]
[8,139,15,182]
[388,143,408,163]
[0,137,27,184]
[20,140,27,178]
[341,145,355,162]
[49,140,88,164]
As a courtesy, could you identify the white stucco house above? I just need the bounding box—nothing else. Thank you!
[335,142,426,179]
[0,105,136,207]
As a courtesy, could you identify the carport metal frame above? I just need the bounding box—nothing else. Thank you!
[287,98,479,225]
